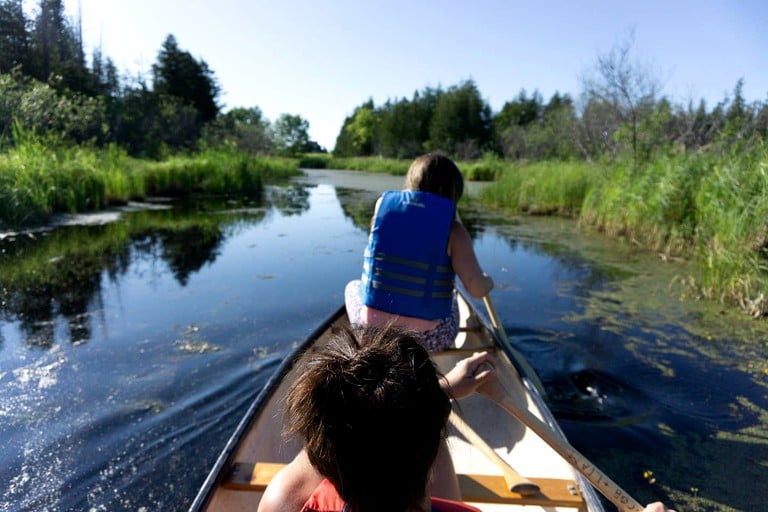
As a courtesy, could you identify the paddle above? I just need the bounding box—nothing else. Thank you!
[480,294,644,510]
[478,370,644,511]
[448,410,540,496]
[481,295,547,398]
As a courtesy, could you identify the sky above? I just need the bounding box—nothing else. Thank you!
[57,0,768,150]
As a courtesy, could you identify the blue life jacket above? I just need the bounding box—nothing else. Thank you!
[360,190,456,320]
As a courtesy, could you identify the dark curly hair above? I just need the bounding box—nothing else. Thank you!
[283,325,452,512]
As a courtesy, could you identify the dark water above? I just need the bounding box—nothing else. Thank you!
[1,170,766,512]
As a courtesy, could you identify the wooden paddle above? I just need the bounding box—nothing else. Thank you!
[448,410,540,496]
[478,376,644,511]
[481,296,547,398]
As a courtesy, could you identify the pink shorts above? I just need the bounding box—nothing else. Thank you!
[344,280,459,352]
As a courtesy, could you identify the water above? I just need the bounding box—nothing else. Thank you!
[1,170,766,512]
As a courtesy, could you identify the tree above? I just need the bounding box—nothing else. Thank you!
[575,96,621,161]
[334,99,375,156]
[202,106,273,154]
[152,34,220,123]
[29,0,88,91]
[427,79,491,159]
[373,88,440,159]
[0,0,30,73]
[90,46,120,98]
[493,89,544,159]
[582,30,661,163]
[494,89,542,131]
[0,70,105,146]
[273,113,310,156]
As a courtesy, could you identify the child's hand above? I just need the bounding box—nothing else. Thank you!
[443,351,496,400]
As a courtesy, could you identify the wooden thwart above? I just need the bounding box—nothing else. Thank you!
[224,462,586,509]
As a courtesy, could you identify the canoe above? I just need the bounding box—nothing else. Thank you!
[189,290,607,512]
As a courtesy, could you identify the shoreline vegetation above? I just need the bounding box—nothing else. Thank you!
[0,138,300,228]
[2,145,766,322]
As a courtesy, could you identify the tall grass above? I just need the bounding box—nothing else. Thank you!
[479,160,601,216]
[301,154,410,175]
[477,147,768,317]
[690,147,768,314]
[0,139,300,229]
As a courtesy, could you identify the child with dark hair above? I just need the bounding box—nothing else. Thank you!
[260,325,494,512]
[345,152,494,352]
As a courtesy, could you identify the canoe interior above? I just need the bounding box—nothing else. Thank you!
[192,294,604,512]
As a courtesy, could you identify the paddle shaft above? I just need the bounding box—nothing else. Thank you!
[448,410,539,496]
[482,296,547,398]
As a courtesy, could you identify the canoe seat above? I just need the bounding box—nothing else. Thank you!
[224,462,586,510]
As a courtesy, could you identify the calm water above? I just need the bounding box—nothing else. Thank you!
[1,170,766,512]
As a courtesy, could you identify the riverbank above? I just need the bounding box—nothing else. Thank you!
[2,142,766,320]
[479,149,768,320]
[0,141,299,229]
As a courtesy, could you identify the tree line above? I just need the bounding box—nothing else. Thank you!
[335,36,767,164]
[1,2,765,164]
[0,0,317,158]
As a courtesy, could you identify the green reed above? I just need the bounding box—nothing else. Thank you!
[301,152,500,182]
[0,140,300,229]
[479,148,768,317]
[479,159,601,216]
[305,154,410,175]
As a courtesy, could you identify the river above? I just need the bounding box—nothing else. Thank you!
[1,169,766,512]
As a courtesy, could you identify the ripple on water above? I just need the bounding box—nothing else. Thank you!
[1,346,70,511]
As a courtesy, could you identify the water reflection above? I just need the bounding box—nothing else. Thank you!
[0,187,315,349]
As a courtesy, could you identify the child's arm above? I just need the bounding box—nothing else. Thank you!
[449,221,494,298]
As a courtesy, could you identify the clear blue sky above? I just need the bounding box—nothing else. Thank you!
[63,0,767,150]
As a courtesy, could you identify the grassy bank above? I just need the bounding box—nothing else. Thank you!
[0,140,300,229]
[478,147,768,318]
[299,153,501,181]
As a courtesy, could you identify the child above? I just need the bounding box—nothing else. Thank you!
[258,325,496,512]
[345,152,494,351]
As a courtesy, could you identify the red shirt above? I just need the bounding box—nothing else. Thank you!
[300,479,482,512]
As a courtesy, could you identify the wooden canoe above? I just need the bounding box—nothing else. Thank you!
[188,291,607,512]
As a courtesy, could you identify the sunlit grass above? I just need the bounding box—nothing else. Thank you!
[0,140,300,229]
[479,159,600,216]
[472,147,768,318]
[300,152,503,182]
[308,154,410,175]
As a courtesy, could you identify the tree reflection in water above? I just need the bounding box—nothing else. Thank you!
[0,186,311,349]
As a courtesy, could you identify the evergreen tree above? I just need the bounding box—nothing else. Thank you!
[427,79,491,159]
[30,0,87,90]
[152,34,220,123]
[0,0,30,73]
